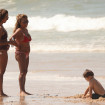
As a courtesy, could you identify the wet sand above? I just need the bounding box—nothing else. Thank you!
[0,80,104,105]
[2,52,105,105]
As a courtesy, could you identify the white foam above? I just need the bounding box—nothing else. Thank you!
[8,43,105,53]
[4,15,105,32]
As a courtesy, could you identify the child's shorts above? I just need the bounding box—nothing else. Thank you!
[92,93,105,99]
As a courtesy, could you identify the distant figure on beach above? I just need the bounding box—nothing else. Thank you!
[10,14,32,96]
[83,69,105,99]
[0,9,11,97]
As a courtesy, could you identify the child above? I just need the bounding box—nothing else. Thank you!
[83,69,105,99]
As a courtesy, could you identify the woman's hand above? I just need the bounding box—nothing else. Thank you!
[8,41,19,47]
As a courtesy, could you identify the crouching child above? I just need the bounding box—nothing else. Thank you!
[83,69,105,99]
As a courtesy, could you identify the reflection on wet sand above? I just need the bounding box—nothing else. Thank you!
[0,94,105,105]
[0,97,3,105]
[19,96,28,105]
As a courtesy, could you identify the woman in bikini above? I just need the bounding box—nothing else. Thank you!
[0,9,12,97]
[10,14,32,96]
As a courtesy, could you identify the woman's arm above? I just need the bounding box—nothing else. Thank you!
[0,27,10,45]
[0,41,12,45]
[9,28,22,41]
[9,28,23,47]
[8,41,19,47]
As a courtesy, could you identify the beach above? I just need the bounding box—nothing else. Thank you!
[2,80,105,105]
[1,81,105,105]
[0,0,105,104]
[0,52,104,105]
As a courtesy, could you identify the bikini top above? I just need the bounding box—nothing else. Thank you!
[22,33,32,43]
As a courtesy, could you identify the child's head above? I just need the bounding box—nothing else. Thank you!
[83,69,94,81]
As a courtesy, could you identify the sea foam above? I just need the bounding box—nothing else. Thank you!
[4,14,105,32]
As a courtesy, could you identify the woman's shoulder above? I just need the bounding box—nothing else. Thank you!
[15,28,23,35]
[16,28,22,32]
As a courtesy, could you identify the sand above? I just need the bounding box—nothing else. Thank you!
[45,94,105,104]
[63,94,105,103]
[1,94,105,105]
[1,52,105,105]
[0,80,104,105]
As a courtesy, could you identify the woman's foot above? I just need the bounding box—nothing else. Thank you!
[20,91,32,96]
[0,92,8,97]
[25,92,32,95]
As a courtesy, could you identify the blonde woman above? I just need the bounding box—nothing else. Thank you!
[10,14,32,96]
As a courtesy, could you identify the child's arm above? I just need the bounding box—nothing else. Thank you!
[88,85,93,98]
[84,87,89,97]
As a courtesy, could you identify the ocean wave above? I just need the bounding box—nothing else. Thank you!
[4,14,105,32]
[8,43,105,53]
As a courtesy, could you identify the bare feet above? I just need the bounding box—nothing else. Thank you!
[25,91,32,95]
[0,93,8,97]
[20,91,32,96]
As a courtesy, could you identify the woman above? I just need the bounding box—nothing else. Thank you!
[10,14,32,96]
[0,9,11,97]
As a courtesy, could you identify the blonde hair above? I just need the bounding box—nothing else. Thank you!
[13,14,27,33]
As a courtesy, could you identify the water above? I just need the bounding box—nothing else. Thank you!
[0,0,105,53]
[7,52,105,82]
[1,0,105,82]
[3,0,105,17]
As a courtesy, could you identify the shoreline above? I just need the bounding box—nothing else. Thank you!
[2,52,105,105]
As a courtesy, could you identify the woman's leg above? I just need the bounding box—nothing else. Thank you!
[23,56,31,95]
[23,56,29,92]
[15,53,31,96]
[0,51,8,96]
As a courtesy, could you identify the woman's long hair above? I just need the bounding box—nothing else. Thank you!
[0,9,8,23]
[13,14,27,33]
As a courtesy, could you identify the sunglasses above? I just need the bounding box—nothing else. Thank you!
[22,20,29,24]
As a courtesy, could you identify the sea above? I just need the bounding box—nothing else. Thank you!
[0,0,105,86]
